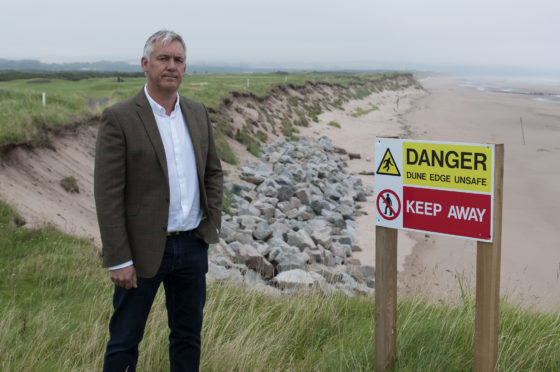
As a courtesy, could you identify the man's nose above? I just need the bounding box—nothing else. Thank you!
[167,60,177,69]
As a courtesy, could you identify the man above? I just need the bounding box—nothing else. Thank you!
[94,30,223,371]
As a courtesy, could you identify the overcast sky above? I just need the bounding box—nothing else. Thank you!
[2,0,559,73]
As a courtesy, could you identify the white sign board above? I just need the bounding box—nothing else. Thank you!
[374,138,495,242]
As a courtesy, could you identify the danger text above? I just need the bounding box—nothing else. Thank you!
[406,149,487,170]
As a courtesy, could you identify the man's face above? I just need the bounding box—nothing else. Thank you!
[141,39,186,95]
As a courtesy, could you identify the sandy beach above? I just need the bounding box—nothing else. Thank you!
[300,76,560,311]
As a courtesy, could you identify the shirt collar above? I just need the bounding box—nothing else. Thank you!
[144,85,180,118]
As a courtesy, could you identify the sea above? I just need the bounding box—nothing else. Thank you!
[458,76,560,104]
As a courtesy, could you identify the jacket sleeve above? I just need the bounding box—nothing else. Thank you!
[94,108,132,267]
[202,104,224,233]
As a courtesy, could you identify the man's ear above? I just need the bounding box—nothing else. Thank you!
[141,57,149,73]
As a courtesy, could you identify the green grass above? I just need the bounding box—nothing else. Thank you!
[280,118,297,137]
[1,200,559,371]
[303,101,322,123]
[353,87,374,100]
[351,102,380,117]
[288,135,301,142]
[234,127,262,157]
[0,202,109,371]
[327,120,341,128]
[0,77,140,144]
[0,72,387,145]
[246,143,261,157]
[255,130,268,143]
[221,188,235,215]
[213,129,238,165]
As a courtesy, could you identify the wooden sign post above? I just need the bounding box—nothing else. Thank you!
[474,144,504,371]
[374,226,398,371]
[374,139,504,371]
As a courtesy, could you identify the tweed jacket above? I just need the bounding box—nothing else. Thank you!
[94,89,223,277]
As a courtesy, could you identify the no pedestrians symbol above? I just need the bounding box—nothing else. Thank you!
[376,189,401,220]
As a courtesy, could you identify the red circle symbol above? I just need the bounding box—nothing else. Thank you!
[377,189,401,220]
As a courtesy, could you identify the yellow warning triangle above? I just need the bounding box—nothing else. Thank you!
[376,148,401,176]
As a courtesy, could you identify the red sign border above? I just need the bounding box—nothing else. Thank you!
[376,189,401,221]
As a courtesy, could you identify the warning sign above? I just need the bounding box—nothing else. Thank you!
[376,148,401,176]
[376,189,401,220]
[403,142,493,193]
[374,138,495,242]
[403,186,492,240]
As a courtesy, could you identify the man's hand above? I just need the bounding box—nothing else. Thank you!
[110,265,138,290]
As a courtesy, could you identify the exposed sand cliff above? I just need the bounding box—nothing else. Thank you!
[0,74,419,249]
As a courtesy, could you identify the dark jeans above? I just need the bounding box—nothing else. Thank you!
[103,231,208,372]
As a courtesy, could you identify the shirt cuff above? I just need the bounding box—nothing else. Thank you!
[108,260,133,270]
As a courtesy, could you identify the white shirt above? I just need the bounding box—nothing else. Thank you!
[109,86,202,270]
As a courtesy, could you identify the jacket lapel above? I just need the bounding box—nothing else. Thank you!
[180,97,204,179]
[134,90,169,184]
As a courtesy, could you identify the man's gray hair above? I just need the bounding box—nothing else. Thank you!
[142,30,186,61]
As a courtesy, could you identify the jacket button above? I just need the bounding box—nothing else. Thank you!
[165,197,169,203]
[161,226,166,231]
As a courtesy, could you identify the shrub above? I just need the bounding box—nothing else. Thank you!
[304,101,322,123]
[288,96,300,106]
[235,127,262,157]
[280,119,293,137]
[256,130,268,143]
[60,176,79,193]
[353,87,372,100]
[333,99,345,110]
[247,143,261,157]
[350,103,379,117]
[221,188,234,214]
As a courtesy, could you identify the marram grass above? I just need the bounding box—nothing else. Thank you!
[0,72,381,145]
[0,200,558,371]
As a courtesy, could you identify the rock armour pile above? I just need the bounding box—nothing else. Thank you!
[208,136,375,296]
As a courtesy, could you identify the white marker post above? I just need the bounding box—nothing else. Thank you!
[247,79,250,89]
[42,92,46,106]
